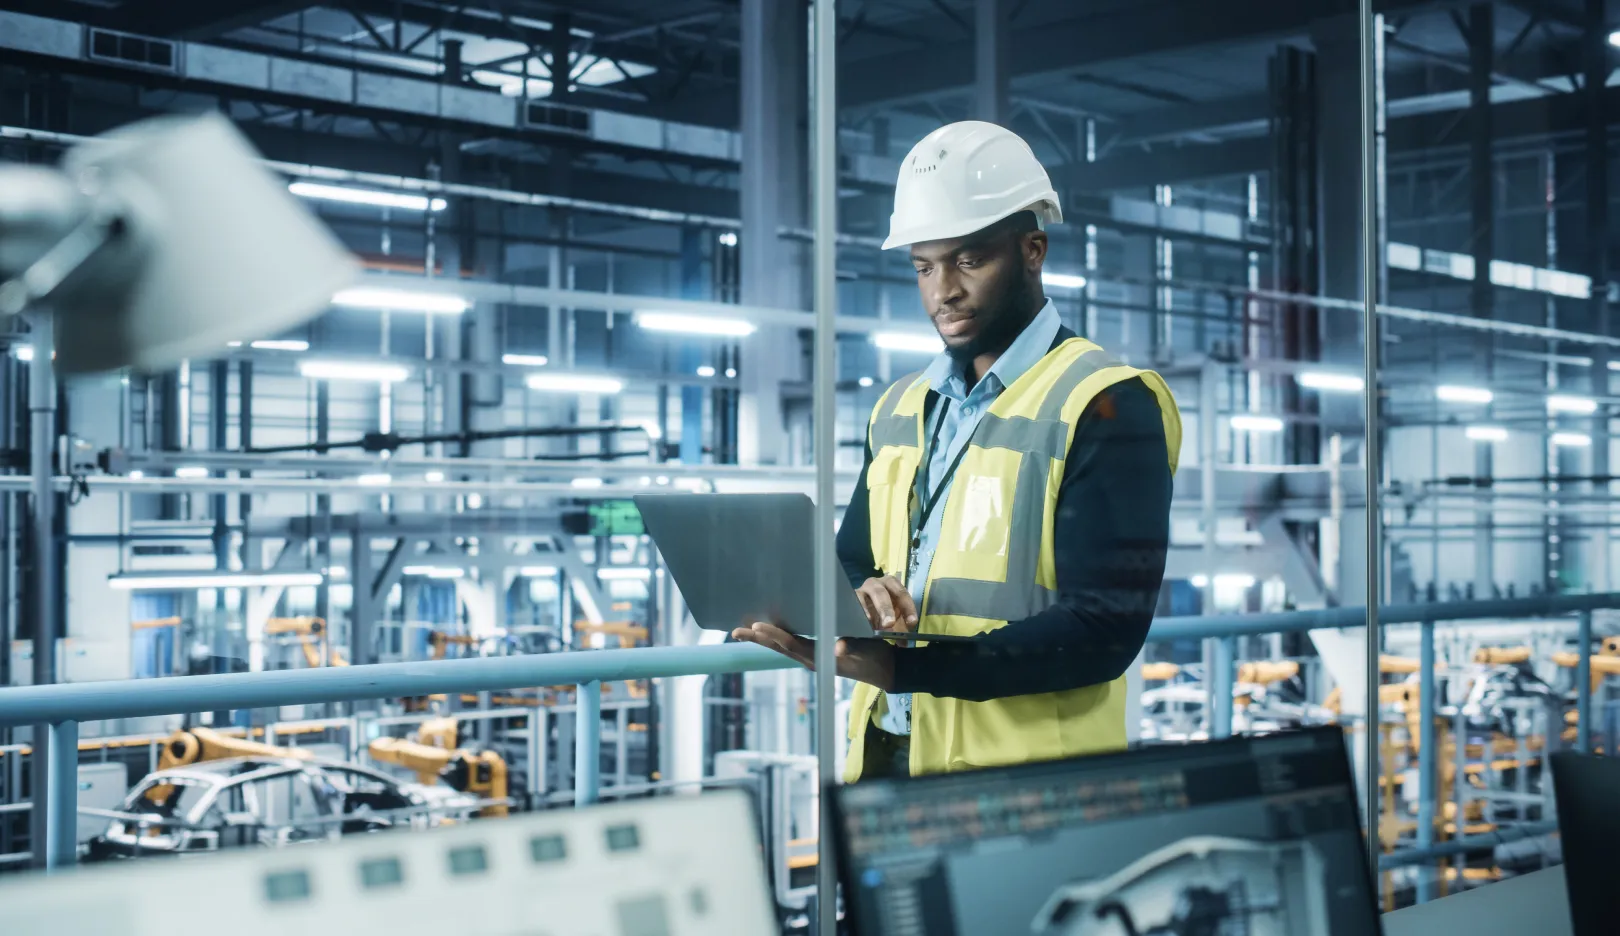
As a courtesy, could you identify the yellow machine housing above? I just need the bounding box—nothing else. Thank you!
[146,727,313,804]
[368,732,508,818]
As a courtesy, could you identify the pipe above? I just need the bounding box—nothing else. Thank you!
[811,1,840,933]
[1359,0,1385,877]
[1379,821,1559,869]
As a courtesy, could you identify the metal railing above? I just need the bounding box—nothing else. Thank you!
[0,592,1613,881]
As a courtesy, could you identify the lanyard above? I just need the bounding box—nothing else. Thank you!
[906,396,972,578]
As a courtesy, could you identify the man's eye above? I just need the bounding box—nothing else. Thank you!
[915,266,932,276]
[958,258,980,268]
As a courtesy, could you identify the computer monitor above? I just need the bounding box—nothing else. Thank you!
[832,727,1381,936]
[1550,751,1620,936]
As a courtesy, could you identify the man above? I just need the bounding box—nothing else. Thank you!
[732,121,1181,781]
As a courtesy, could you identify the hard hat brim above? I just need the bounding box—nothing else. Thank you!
[881,195,1063,251]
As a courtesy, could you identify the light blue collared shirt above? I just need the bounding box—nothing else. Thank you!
[876,300,1063,736]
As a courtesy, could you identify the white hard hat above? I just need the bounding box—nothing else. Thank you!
[882,121,1062,251]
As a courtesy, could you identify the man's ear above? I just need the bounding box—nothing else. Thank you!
[1024,230,1049,270]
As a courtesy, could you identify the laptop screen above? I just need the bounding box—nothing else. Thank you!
[832,727,1380,936]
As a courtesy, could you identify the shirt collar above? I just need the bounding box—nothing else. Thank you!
[920,299,1062,403]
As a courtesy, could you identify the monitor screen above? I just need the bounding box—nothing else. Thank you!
[833,727,1380,936]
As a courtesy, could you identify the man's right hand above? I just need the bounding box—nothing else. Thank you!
[856,576,917,634]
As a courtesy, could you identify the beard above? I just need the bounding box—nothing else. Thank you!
[943,273,1042,363]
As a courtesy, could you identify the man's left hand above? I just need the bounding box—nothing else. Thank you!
[729,622,896,691]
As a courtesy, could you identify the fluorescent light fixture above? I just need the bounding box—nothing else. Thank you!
[1466,426,1509,443]
[403,565,465,579]
[1548,394,1598,415]
[570,477,605,489]
[226,341,242,348]
[1214,573,1257,589]
[1230,414,1284,433]
[1436,385,1493,405]
[526,373,624,394]
[596,567,652,581]
[725,367,737,378]
[1610,30,1620,47]
[872,331,944,354]
[12,345,32,362]
[325,566,348,579]
[357,473,392,487]
[718,231,738,247]
[635,311,756,337]
[251,339,310,352]
[299,360,411,383]
[520,565,559,577]
[674,478,707,492]
[1553,432,1593,448]
[108,571,324,591]
[332,288,469,315]
[1189,575,1210,588]
[858,376,875,388]
[696,365,716,378]
[1041,271,1088,290]
[503,353,550,367]
[289,181,446,212]
[424,471,446,483]
[656,476,670,485]
[1298,371,1365,393]
[174,466,209,479]
[128,470,144,480]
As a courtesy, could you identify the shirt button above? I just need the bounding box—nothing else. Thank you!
[962,405,975,416]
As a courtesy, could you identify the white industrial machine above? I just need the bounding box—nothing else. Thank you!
[2,790,778,936]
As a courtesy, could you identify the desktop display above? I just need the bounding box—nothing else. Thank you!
[833,727,1380,936]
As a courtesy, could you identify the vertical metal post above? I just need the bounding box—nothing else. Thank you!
[1200,361,1218,589]
[574,680,600,807]
[44,719,75,870]
[1587,0,1612,593]
[27,312,55,870]
[1577,611,1593,752]
[1210,636,1236,738]
[1416,619,1436,904]
[529,707,548,807]
[1452,697,1467,885]
[973,0,1008,124]
[1357,0,1385,876]
[810,1,840,933]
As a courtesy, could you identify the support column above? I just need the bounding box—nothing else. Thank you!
[26,312,55,869]
[1587,0,1611,593]
[679,226,707,465]
[1469,5,1497,599]
[739,0,808,465]
[350,532,373,667]
[1311,14,1381,604]
[974,0,1009,124]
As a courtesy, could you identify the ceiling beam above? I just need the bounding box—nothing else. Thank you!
[837,0,1465,112]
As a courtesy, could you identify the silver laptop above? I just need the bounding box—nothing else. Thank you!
[635,493,975,643]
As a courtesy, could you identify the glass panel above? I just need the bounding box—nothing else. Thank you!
[1370,0,1613,917]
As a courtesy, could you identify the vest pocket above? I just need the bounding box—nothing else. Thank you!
[864,450,914,576]
[944,692,1064,771]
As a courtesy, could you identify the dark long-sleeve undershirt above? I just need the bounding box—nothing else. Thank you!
[836,376,1172,703]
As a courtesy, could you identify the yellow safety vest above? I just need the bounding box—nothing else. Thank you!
[844,335,1181,782]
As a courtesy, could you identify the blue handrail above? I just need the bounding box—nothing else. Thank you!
[1,592,1614,875]
[0,642,794,727]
